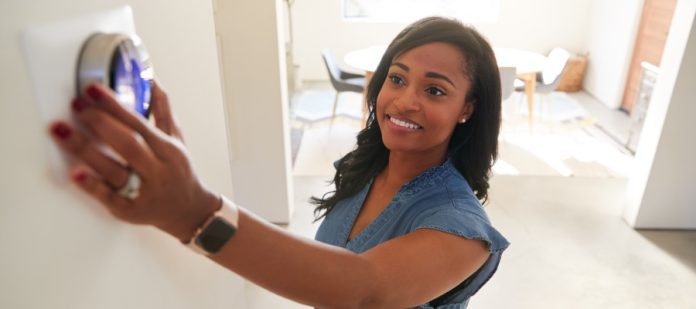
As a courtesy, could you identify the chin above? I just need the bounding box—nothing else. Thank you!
[381,138,421,153]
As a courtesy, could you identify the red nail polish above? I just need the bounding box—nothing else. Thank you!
[71,98,89,112]
[86,85,101,100]
[72,170,87,183]
[50,122,72,139]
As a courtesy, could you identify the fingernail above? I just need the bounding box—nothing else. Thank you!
[71,97,90,113]
[50,122,72,140]
[72,170,87,183]
[86,85,101,100]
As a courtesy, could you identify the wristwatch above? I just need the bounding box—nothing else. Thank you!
[186,196,239,256]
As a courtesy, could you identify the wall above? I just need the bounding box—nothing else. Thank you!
[624,0,696,229]
[583,0,644,109]
[0,1,247,308]
[214,0,295,223]
[290,0,593,82]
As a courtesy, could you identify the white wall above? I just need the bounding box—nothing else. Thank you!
[583,0,644,109]
[0,1,247,308]
[291,0,593,82]
[214,0,295,223]
[624,0,696,229]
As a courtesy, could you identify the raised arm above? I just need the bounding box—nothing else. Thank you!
[49,84,489,308]
[219,210,489,308]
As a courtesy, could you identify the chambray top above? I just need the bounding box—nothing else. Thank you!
[315,159,509,309]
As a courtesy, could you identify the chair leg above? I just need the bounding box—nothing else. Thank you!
[330,92,339,127]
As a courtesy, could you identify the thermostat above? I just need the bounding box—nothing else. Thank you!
[76,33,153,118]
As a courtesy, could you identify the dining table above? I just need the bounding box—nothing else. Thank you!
[344,45,548,126]
[343,45,385,125]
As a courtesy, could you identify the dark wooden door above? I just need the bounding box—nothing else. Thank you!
[621,0,677,112]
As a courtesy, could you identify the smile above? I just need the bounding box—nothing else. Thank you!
[387,115,422,130]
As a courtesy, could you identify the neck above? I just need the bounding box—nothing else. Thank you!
[378,150,447,189]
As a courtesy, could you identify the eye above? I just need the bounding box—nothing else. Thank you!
[426,86,446,96]
[388,74,405,86]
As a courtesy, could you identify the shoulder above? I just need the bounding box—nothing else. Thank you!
[415,204,507,250]
[404,165,479,217]
[405,171,509,253]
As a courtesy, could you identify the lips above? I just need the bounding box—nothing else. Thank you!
[387,114,422,130]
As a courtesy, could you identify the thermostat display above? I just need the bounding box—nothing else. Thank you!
[76,33,153,118]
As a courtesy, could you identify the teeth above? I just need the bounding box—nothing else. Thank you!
[389,116,421,129]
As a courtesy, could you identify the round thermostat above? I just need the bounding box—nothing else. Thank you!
[76,33,153,118]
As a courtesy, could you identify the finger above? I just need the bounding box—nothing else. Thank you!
[70,166,133,217]
[73,99,158,175]
[150,80,182,139]
[50,120,130,189]
[84,84,174,159]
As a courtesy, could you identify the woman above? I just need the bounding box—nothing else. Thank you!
[49,17,508,308]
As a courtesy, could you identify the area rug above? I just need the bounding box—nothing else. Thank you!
[291,90,363,123]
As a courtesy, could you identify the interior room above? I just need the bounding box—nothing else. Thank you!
[282,1,696,308]
[1,0,694,308]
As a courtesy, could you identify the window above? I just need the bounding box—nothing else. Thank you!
[343,0,500,23]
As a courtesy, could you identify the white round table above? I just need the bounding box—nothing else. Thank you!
[493,47,546,74]
[343,46,387,125]
[344,46,546,74]
[344,45,386,72]
[494,48,547,126]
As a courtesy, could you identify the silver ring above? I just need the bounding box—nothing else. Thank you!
[117,170,141,199]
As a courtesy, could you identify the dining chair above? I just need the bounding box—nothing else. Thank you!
[321,48,365,126]
[514,47,571,116]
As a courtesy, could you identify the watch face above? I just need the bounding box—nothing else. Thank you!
[195,217,236,254]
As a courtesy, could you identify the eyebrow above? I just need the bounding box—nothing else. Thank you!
[390,62,457,89]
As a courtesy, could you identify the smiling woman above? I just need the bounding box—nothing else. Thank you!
[312,17,508,307]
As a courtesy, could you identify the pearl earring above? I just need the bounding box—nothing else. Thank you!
[459,118,467,124]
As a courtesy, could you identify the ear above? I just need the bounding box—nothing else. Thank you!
[459,100,475,122]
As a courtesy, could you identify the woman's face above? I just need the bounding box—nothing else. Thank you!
[376,42,474,159]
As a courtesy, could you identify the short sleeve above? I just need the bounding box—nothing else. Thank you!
[413,202,509,253]
[412,202,509,304]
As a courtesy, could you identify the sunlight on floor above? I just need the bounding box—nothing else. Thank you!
[495,92,633,177]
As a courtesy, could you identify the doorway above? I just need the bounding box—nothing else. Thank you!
[620,0,677,113]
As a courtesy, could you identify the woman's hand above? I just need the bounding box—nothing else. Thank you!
[48,82,219,243]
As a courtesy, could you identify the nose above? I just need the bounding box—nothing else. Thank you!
[393,87,421,112]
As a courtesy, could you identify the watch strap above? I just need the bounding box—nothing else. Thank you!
[186,195,239,256]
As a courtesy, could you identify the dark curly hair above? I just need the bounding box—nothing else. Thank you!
[312,17,502,220]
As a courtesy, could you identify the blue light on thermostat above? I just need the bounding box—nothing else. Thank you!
[77,33,153,118]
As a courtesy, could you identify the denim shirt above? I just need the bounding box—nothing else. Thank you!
[315,159,509,309]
